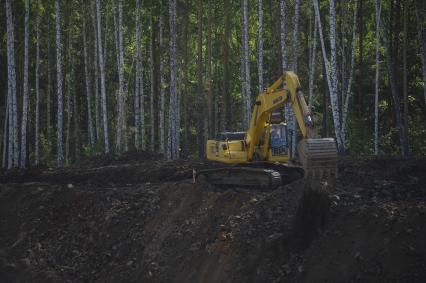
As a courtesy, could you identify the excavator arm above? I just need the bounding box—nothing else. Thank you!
[245,71,313,160]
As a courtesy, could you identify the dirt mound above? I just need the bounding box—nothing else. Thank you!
[0,156,425,282]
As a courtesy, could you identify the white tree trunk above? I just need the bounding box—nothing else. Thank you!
[20,0,30,168]
[258,0,264,93]
[55,0,64,167]
[150,17,155,151]
[82,8,95,147]
[169,0,179,159]
[308,13,318,111]
[374,0,382,155]
[47,19,52,149]
[6,0,18,168]
[242,0,251,130]
[96,0,110,154]
[279,0,287,71]
[341,0,358,142]
[35,0,40,165]
[135,0,145,150]
[114,1,126,153]
[313,0,344,153]
[159,13,165,154]
[91,3,101,144]
[289,0,301,158]
[65,37,73,164]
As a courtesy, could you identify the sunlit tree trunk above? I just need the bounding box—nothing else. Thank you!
[206,0,213,138]
[308,11,318,111]
[242,0,251,130]
[56,0,64,167]
[258,0,264,93]
[82,6,94,147]
[279,0,287,71]
[35,0,40,165]
[313,0,344,153]
[96,0,110,154]
[20,0,30,168]
[221,0,231,131]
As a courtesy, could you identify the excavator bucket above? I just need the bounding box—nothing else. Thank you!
[297,138,338,179]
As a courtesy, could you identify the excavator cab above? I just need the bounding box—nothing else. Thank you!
[269,123,288,156]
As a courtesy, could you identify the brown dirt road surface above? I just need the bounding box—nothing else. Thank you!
[0,153,425,282]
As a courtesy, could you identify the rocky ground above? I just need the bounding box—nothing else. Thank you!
[0,153,425,282]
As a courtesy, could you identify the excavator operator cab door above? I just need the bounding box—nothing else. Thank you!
[269,123,289,158]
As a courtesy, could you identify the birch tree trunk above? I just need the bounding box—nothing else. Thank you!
[47,19,52,159]
[82,6,94,147]
[169,0,179,159]
[374,0,381,155]
[115,0,126,153]
[258,0,264,93]
[6,0,18,168]
[96,0,110,154]
[91,3,101,144]
[159,13,166,155]
[197,0,205,158]
[206,0,213,138]
[313,0,344,153]
[65,35,73,164]
[290,0,301,158]
[379,10,408,157]
[20,0,30,168]
[55,0,64,167]
[279,0,287,71]
[242,0,251,130]
[308,12,318,111]
[35,0,40,165]
[221,0,231,131]
[150,16,155,151]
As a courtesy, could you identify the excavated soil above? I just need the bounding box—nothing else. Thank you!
[0,154,425,283]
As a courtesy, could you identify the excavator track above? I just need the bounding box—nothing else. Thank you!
[196,163,304,190]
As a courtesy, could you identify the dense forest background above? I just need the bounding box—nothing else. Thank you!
[0,0,425,169]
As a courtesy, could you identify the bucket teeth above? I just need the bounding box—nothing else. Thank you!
[297,138,338,179]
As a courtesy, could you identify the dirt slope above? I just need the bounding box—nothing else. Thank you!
[0,155,425,282]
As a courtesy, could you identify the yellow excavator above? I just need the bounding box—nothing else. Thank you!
[197,71,337,189]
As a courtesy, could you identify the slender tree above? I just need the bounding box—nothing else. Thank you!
[47,18,52,157]
[169,0,179,159]
[379,5,408,157]
[150,16,155,151]
[197,0,205,158]
[55,0,64,167]
[91,3,101,144]
[415,6,426,114]
[402,0,409,156]
[96,0,110,154]
[242,0,251,130]
[221,0,231,131]
[135,0,143,150]
[374,0,382,154]
[258,0,264,93]
[82,4,94,147]
[159,12,165,155]
[308,12,318,111]
[20,0,30,168]
[35,0,40,165]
